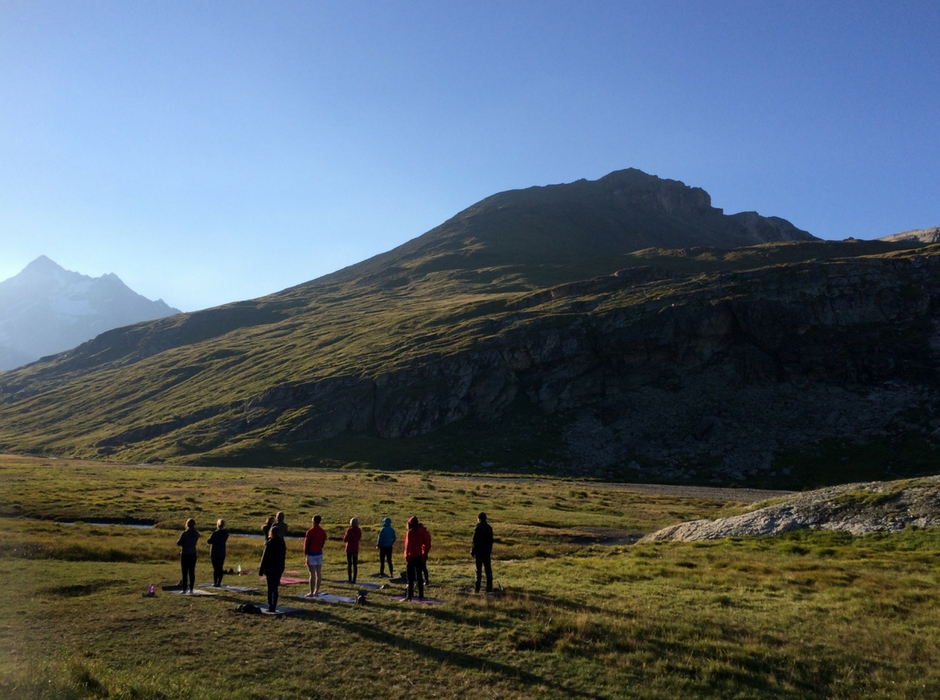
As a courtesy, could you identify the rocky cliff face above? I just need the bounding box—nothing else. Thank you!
[118,250,938,481]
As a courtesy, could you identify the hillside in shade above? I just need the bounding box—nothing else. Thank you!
[0,169,938,489]
[0,256,180,372]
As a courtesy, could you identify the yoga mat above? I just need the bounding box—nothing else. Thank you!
[260,576,307,585]
[198,583,258,593]
[332,580,383,589]
[391,596,444,605]
[261,606,303,616]
[295,592,356,604]
[171,589,216,596]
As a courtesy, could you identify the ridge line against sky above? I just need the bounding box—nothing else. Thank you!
[1,1,938,312]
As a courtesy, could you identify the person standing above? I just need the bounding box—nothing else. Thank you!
[176,518,200,594]
[471,512,494,593]
[207,518,230,587]
[343,517,362,584]
[376,517,396,578]
[259,525,287,613]
[403,516,431,600]
[418,518,432,586]
[303,514,327,597]
[275,511,288,536]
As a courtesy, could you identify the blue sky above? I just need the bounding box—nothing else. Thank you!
[1,1,938,311]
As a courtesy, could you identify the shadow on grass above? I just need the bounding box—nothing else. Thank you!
[41,578,129,598]
[292,604,608,699]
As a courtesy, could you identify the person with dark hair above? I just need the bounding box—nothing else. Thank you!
[472,512,494,593]
[303,514,327,597]
[176,518,200,594]
[259,525,287,613]
[376,517,396,577]
[262,515,275,539]
[207,518,230,587]
[403,515,431,601]
[343,517,362,584]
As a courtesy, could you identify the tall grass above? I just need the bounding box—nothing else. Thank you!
[2,456,940,698]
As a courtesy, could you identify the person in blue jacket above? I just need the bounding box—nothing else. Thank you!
[376,517,396,578]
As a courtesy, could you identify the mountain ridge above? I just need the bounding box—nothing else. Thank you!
[0,169,937,489]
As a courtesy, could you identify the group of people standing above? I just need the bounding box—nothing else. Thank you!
[177,510,495,613]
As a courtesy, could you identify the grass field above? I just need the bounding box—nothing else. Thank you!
[2,455,940,699]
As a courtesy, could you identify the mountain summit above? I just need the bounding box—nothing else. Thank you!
[0,256,180,371]
[331,168,817,289]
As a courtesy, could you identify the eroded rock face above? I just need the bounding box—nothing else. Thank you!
[639,476,940,541]
[212,253,940,478]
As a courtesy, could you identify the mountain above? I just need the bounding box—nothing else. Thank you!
[879,226,940,245]
[325,168,816,290]
[0,169,937,489]
[0,256,180,371]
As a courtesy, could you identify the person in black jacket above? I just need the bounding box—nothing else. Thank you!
[259,525,287,613]
[471,512,494,593]
[207,518,230,587]
[176,518,200,593]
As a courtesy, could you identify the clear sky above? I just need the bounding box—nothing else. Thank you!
[1,1,938,312]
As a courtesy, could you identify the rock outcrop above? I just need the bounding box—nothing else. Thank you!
[640,476,940,541]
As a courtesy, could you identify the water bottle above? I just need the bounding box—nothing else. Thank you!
[237,563,242,575]
[148,583,154,596]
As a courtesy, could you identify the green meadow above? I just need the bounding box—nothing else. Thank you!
[2,455,940,699]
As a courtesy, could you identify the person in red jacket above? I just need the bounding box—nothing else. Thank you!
[403,515,431,600]
[343,517,362,584]
[303,514,327,597]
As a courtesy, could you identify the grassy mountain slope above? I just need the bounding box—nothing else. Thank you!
[0,170,936,486]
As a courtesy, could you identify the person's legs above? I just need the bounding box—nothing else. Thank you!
[475,557,483,593]
[483,557,493,592]
[181,553,196,592]
[212,556,224,586]
[346,551,354,582]
[406,558,417,600]
[422,558,429,586]
[351,552,358,583]
[313,563,322,595]
[267,577,278,612]
[180,554,187,590]
[380,547,393,577]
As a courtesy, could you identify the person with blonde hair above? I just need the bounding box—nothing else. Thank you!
[343,517,362,584]
[176,518,200,594]
[207,518,230,587]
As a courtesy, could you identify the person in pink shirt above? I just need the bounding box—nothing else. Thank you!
[303,514,327,597]
[343,517,363,584]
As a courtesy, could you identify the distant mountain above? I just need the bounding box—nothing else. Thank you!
[0,256,180,371]
[0,170,936,490]
[878,226,940,245]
